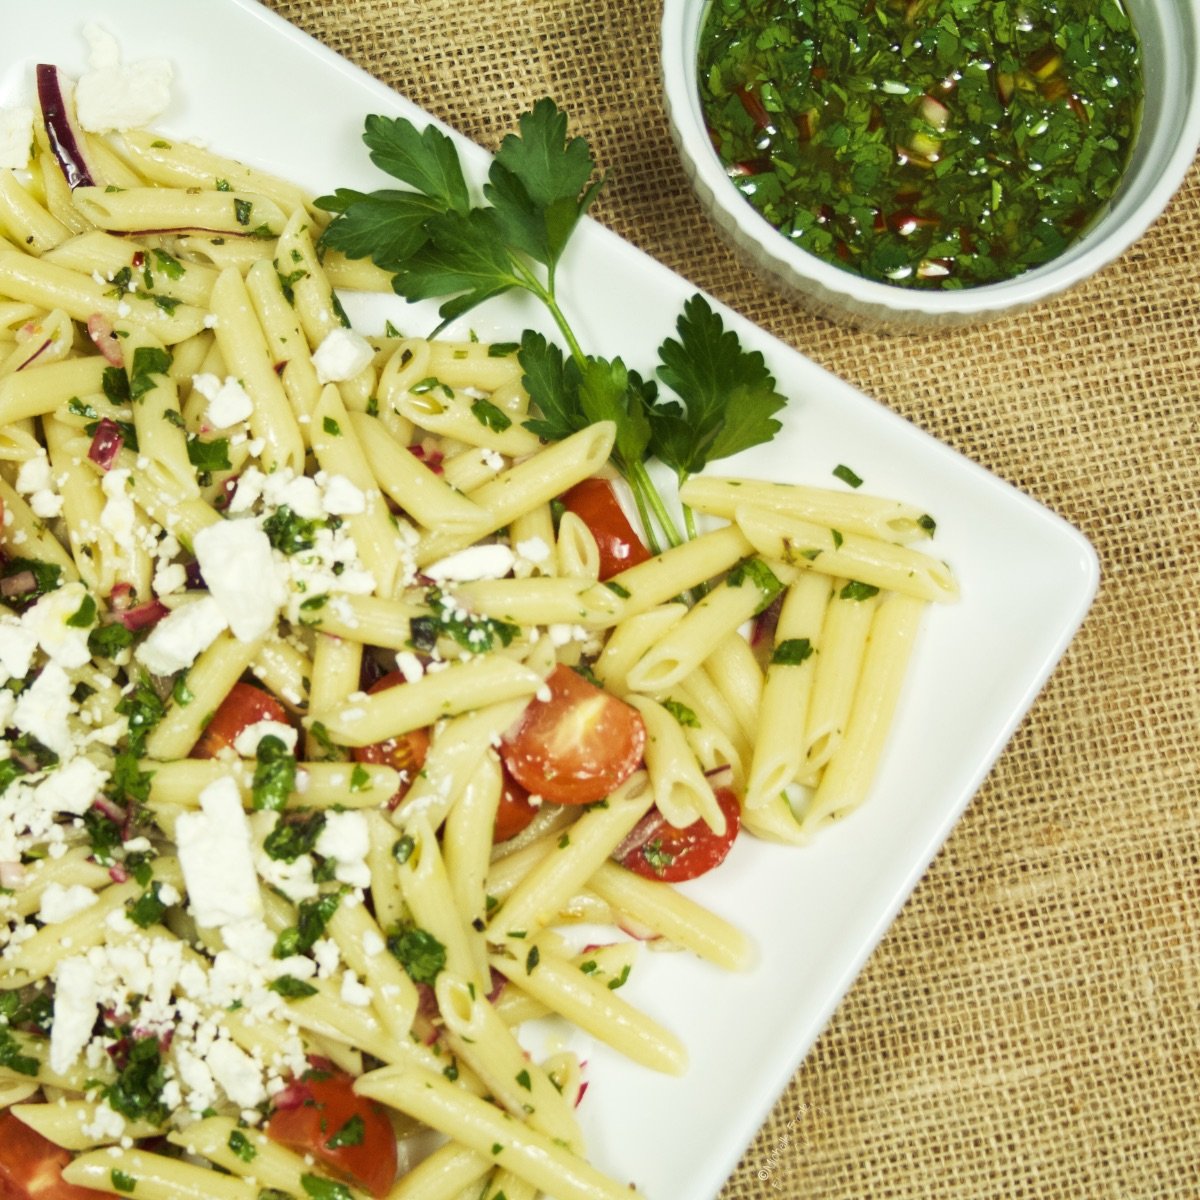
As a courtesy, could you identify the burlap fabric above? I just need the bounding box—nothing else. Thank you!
[262,3,1199,1196]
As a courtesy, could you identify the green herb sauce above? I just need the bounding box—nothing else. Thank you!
[697,0,1142,288]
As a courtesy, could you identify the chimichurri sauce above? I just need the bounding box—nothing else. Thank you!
[698,0,1143,289]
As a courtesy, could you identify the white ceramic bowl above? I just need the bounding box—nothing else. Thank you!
[662,0,1200,331]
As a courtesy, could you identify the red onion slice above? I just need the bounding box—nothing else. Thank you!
[87,417,124,470]
[86,314,124,366]
[112,599,169,631]
[35,64,96,190]
[0,570,38,599]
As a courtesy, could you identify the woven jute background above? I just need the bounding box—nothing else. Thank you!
[263,2,1199,1196]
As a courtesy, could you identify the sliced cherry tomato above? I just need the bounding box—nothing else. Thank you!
[191,681,291,759]
[0,1112,105,1199]
[351,671,431,805]
[501,664,645,805]
[615,787,741,882]
[493,767,538,843]
[559,478,651,581]
[266,1064,398,1198]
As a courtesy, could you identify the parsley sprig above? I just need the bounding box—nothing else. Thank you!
[316,99,787,552]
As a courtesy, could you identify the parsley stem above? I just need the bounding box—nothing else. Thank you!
[624,469,663,556]
[682,499,700,543]
[512,262,588,365]
[629,460,684,550]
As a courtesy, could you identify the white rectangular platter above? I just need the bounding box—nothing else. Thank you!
[1,4,1100,1197]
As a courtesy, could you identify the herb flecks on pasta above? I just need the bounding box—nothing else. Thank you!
[0,50,956,1200]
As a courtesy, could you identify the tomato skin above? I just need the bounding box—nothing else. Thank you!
[501,665,646,805]
[351,672,431,804]
[191,682,291,759]
[615,787,741,882]
[560,478,651,581]
[493,768,538,842]
[266,1066,398,1198]
[0,1112,105,1199]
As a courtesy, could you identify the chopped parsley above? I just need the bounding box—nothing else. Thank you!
[263,811,326,862]
[840,580,881,601]
[269,976,319,999]
[274,889,345,959]
[387,924,446,985]
[727,557,785,613]
[186,435,232,473]
[110,1169,137,1194]
[128,346,173,402]
[771,637,814,666]
[325,1114,365,1149]
[252,734,297,812]
[228,1130,257,1162]
[697,0,1143,288]
[0,1027,39,1077]
[263,505,323,555]
[470,397,512,432]
[103,1034,169,1125]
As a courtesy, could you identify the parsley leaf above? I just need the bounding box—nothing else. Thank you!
[652,295,786,478]
[252,735,297,812]
[387,924,446,985]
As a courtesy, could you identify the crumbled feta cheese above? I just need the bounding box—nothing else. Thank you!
[233,719,298,758]
[207,1038,267,1109]
[152,560,188,597]
[0,618,37,684]
[515,537,551,564]
[100,468,138,553]
[37,882,99,925]
[311,937,340,978]
[135,595,228,676]
[0,106,33,170]
[193,520,285,642]
[50,957,101,1074]
[75,26,173,133]
[192,373,255,429]
[340,971,373,1007]
[314,811,371,889]
[21,582,93,671]
[425,543,516,582]
[15,453,63,519]
[80,1102,126,1143]
[394,650,425,684]
[35,757,109,817]
[320,473,366,516]
[12,663,75,759]
[176,778,263,929]
[312,328,374,384]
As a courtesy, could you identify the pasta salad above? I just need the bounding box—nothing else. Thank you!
[0,38,956,1200]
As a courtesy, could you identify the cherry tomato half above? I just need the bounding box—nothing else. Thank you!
[266,1064,398,1198]
[493,767,538,843]
[0,1112,105,1199]
[615,787,741,882]
[352,671,431,804]
[190,681,291,759]
[501,664,646,805]
[560,478,651,581]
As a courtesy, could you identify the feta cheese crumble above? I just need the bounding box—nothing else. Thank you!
[0,106,33,170]
[312,328,374,383]
[176,778,263,929]
[75,23,173,133]
[192,372,255,428]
